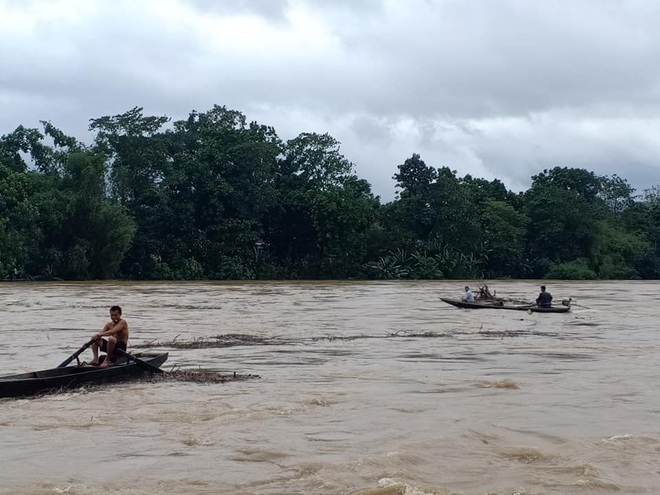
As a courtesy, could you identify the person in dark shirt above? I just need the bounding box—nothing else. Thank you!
[536,285,553,308]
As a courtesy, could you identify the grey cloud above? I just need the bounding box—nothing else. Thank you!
[302,0,660,118]
[2,0,660,200]
[180,0,386,26]
[181,0,291,21]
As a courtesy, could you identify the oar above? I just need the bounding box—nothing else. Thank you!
[566,300,589,309]
[114,348,164,373]
[58,338,96,368]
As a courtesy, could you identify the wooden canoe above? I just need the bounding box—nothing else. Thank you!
[0,352,168,398]
[440,298,571,313]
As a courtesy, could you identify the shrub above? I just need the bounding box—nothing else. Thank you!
[545,258,597,280]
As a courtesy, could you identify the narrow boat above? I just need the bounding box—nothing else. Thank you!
[440,298,571,313]
[0,352,168,398]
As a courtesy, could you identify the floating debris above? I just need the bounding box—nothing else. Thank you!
[474,379,520,389]
[309,334,378,342]
[145,369,260,384]
[388,330,446,338]
[479,330,529,338]
[478,330,560,338]
[137,331,453,350]
[136,327,563,351]
[139,334,279,349]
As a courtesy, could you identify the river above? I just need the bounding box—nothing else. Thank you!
[0,280,658,494]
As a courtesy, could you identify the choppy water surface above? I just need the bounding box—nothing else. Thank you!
[0,280,659,495]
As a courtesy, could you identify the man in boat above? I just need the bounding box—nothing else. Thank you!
[90,306,129,367]
[536,286,553,308]
[462,286,474,303]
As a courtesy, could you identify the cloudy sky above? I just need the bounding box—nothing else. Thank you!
[2,0,660,200]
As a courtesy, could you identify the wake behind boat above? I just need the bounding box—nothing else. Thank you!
[0,352,168,398]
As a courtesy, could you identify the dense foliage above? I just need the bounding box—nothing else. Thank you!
[1,106,658,280]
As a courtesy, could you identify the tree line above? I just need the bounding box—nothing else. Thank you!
[1,105,659,281]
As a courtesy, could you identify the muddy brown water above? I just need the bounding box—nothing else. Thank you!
[0,280,658,494]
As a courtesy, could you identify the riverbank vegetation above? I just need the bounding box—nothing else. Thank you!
[1,105,659,280]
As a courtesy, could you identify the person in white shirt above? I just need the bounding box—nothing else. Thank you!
[462,286,474,303]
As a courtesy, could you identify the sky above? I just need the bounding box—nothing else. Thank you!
[2,0,660,201]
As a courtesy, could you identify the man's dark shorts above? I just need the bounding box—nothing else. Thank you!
[100,338,127,361]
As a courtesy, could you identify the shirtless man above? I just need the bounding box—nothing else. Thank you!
[90,306,129,367]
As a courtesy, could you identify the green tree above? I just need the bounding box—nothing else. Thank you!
[379,158,489,278]
[620,187,660,278]
[0,165,44,277]
[89,107,171,277]
[479,200,528,278]
[589,221,649,279]
[269,133,378,278]
[0,124,135,279]
[388,154,438,244]
[163,106,281,278]
[599,174,636,213]
[523,167,606,275]
[57,151,136,279]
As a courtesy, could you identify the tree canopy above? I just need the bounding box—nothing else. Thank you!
[0,106,657,281]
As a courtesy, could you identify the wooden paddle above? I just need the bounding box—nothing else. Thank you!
[57,338,97,368]
[569,302,589,309]
[114,348,164,373]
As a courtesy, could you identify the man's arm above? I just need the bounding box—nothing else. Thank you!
[97,320,127,338]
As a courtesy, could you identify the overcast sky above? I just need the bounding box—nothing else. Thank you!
[2,0,660,200]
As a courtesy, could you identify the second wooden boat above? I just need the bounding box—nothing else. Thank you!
[440,298,571,313]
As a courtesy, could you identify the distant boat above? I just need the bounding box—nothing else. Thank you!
[440,298,571,313]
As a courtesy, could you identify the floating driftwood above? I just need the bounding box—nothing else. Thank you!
[479,329,529,338]
[136,331,453,350]
[388,330,446,338]
[138,334,278,349]
[134,326,565,353]
[478,330,559,338]
[145,369,260,384]
[309,331,447,342]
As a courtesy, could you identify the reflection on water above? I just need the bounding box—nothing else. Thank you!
[1,280,659,494]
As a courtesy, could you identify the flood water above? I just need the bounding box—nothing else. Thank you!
[0,280,658,495]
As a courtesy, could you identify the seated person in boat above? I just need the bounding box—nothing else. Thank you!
[90,305,129,367]
[536,286,553,308]
[477,284,494,300]
[462,286,474,303]
[477,284,505,305]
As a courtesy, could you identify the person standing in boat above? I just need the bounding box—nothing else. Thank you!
[462,286,474,303]
[536,286,553,308]
[90,306,129,367]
